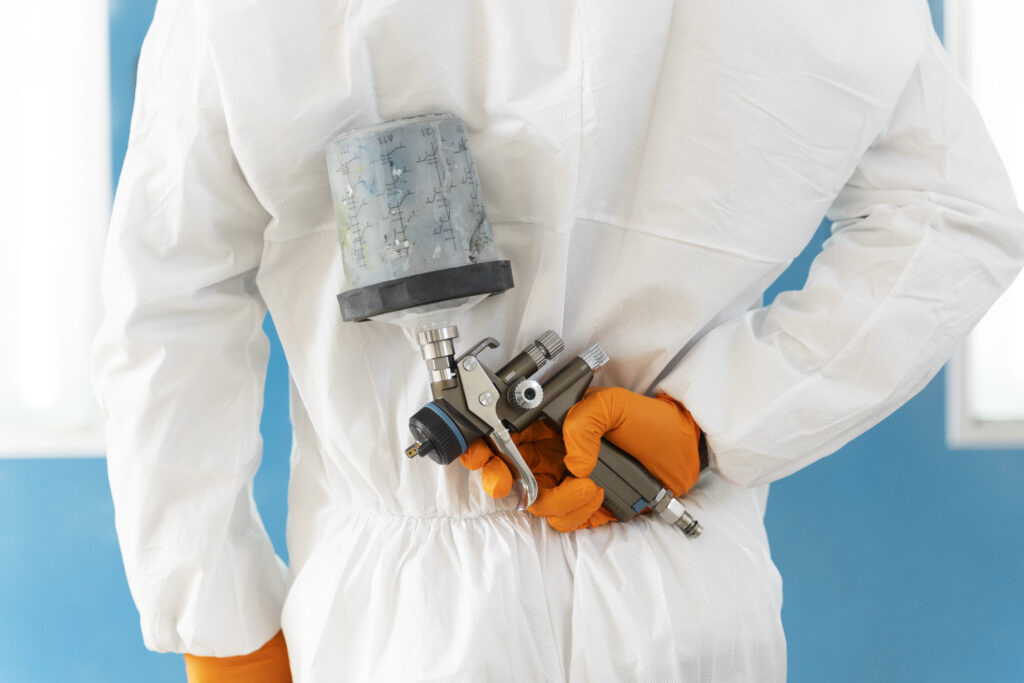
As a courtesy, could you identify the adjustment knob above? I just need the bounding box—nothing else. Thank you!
[509,379,544,410]
[535,330,565,359]
[524,330,565,370]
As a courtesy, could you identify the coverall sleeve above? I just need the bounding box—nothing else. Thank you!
[91,0,286,656]
[658,34,1024,488]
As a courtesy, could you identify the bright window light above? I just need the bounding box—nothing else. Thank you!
[0,1,109,455]
[947,0,1024,445]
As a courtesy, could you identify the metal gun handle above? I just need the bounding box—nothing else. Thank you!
[589,439,702,537]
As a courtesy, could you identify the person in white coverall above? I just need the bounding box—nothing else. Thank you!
[92,0,1024,681]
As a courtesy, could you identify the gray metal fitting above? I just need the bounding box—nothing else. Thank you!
[417,326,459,361]
[657,498,702,538]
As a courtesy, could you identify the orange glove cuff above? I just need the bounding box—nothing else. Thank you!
[184,630,292,683]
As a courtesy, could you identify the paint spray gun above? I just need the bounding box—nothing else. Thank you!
[326,114,701,536]
[402,328,702,535]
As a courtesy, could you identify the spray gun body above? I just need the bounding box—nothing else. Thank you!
[406,329,702,537]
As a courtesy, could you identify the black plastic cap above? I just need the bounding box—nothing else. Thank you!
[338,261,514,322]
[408,403,467,465]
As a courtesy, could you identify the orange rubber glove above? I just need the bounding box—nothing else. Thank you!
[461,420,618,531]
[461,387,703,532]
[184,630,292,683]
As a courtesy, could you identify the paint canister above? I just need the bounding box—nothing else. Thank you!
[326,114,513,325]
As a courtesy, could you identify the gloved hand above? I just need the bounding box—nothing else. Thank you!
[461,387,703,532]
[460,419,618,531]
[184,630,292,683]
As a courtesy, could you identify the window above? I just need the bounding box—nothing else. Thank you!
[0,1,109,455]
[946,0,1024,446]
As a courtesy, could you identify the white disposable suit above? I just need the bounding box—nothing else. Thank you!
[93,1,1024,681]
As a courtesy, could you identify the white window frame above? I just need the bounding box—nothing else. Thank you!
[945,0,1024,448]
[0,0,109,456]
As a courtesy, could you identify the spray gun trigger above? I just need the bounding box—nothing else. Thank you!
[510,478,530,513]
[457,353,540,507]
[487,426,539,509]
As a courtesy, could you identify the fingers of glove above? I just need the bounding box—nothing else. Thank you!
[525,433,567,486]
[602,393,701,496]
[546,485,606,533]
[514,421,566,478]
[586,507,617,529]
[517,420,561,444]
[562,387,631,478]
[600,392,696,459]
[478,449,562,497]
[528,475,598,518]
[459,437,496,471]
[459,421,561,471]
[480,456,514,498]
[565,387,702,496]
[460,428,566,497]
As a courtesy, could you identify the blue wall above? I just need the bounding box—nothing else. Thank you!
[1,1,1021,681]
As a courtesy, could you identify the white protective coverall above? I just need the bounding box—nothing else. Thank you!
[93,1,1024,681]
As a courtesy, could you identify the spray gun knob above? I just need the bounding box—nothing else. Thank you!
[509,379,544,410]
[524,330,565,370]
[579,343,610,371]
